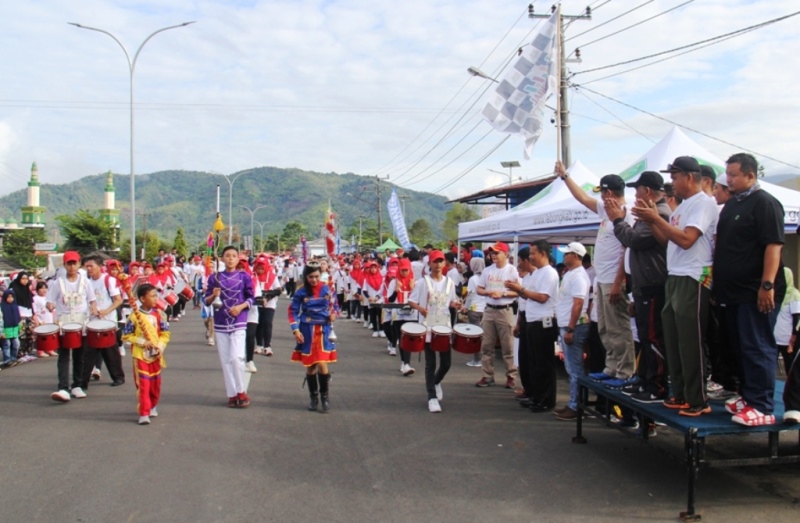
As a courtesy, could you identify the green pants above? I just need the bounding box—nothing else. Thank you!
[661,275,709,408]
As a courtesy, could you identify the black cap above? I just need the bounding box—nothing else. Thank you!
[660,156,700,173]
[699,165,716,180]
[423,243,434,249]
[592,174,626,193]
[626,171,664,191]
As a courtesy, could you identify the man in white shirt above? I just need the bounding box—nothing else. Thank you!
[557,162,636,384]
[476,242,520,389]
[553,242,591,421]
[84,255,125,387]
[633,156,718,417]
[506,246,535,402]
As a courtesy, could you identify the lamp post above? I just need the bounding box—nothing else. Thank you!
[242,205,267,251]
[254,220,271,253]
[69,21,195,263]
[212,171,252,245]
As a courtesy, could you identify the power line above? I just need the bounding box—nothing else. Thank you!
[566,0,656,42]
[575,88,656,143]
[432,136,511,194]
[573,85,800,170]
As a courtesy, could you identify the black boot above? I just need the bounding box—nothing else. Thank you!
[306,374,319,411]
[319,373,331,412]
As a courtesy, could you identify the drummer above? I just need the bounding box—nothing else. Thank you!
[83,255,125,387]
[408,250,458,413]
[47,251,100,403]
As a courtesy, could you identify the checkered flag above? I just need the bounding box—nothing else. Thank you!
[481,11,558,159]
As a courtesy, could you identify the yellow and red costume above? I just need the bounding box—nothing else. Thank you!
[121,308,170,417]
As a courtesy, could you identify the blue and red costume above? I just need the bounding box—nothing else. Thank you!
[289,283,337,366]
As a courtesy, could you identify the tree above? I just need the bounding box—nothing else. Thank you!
[2,228,48,270]
[442,203,479,241]
[56,210,117,254]
[408,218,433,247]
[280,221,308,249]
[173,228,189,257]
[119,232,162,263]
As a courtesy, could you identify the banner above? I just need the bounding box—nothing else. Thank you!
[325,210,336,257]
[387,189,412,250]
[481,10,558,159]
[301,236,307,265]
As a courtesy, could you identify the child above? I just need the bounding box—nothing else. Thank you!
[1,290,21,367]
[121,284,170,425]
[204,246,255,408]
[33,281,56,357]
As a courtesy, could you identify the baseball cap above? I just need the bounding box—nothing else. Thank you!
[63,251,80,264]
[592,174,625,193]
[429,250,445,262]
[558,242,587,258]
[626,171,664,191]
[660,156,700,173]
[699,165,716,180]
[487,242,509,254]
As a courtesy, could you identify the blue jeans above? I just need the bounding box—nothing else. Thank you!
[560,324,590,410]
[2,337,20,363]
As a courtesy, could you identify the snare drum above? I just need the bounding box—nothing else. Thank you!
[155,298,168,311]
[430,325,452,352]
[33,324,60,352]
[452,323,484,354]
[60,323,84,349]
[86,320,118,349]
[400,323,426,353]
[179,285,195,301]
[164,291,179,307]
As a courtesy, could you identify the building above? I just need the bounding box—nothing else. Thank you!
[21,162,46,228]
[98,170,121,245]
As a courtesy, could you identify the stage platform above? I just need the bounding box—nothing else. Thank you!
[575,377,800,522]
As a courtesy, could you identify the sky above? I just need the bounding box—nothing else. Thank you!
[1,0,799,203]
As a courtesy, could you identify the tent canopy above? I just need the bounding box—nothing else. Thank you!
[374,238,402,252]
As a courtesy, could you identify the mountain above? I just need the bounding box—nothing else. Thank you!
[0,167,450,246]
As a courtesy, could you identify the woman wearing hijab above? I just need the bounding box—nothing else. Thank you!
[1,289,22,366]
[360,261,385,338]
[237,258,260,373]
[388,258,417,374]
[10,272,35,357]
[349,260,365,322]
[253,256,281,357]
[462,257,487,367]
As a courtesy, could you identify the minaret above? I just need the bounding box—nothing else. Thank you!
[98,170,121,245]
[21,162,46,228]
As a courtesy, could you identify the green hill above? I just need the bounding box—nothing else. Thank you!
[0,167,449,247]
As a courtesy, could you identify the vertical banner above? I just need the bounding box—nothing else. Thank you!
[325,210,336,258]
[301,235,308,265]
[387,189,412,250]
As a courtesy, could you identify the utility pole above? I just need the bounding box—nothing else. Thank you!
[529,4,590,167]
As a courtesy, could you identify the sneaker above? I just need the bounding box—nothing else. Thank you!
[589,372,614,381]
[237,392,251,408]
[227,396,238,408]
[246,361,257,373]
[603,377,637,390]
[706,380,723,394]
[372,331,380,338]
[635,423,658,438]
[47,351,58,357]
[428,398,442,413]
[51,389,71,402]
[37,351,49,358]
[388,347,397,356]
[71,387,87,399]
[679,404,712,417]
[663,397,689,409]
[138,416,151,425]
[265,347,273,356]
[91,367,101,381]
[708,388,738,401]
[379,331,386,338]
[254,347,264,355]
[783,410,800,425]
[731,405,775,427]
[465,360,481,367]
[476,377,495,387]
[614,418,639,429]
[207,338,215,346]
[363,320,369,328]
[505,378,515,389]
[555,407,579,421]
[631,391,666,404]
[435,383,443,401]
[724,396,746,414]
[150,407,158,417]
[119,346,126,357]
[402,364,415,377]
[621,383,646,396]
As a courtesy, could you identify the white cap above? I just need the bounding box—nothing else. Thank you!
[558,242,587,258]
[715,174,728,187]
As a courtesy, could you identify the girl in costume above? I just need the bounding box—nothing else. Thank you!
[254,256,281,357]
[289,264,337,412]
[388,258,417,375]
[360,261,385,338]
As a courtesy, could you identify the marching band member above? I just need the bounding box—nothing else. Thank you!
[254,257,281,357]
[388,258,417,375]
[84,255,125,387]
[361,261,385,338]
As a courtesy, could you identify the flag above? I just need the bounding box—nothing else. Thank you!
[387,189,412,250]
[325,210,336,258]
[301,236,308,265]
[481,10,558,159]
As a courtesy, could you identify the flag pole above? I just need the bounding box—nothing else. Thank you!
[555,4,563,165]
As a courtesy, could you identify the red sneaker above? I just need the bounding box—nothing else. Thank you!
[505,378,516,389]
[227,397,238,408]
[237,392,251,408]
[663,397,689,409]
[731,405,775,427]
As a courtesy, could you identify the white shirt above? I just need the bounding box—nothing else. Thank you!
[411,260,425,281]
[774,300,800,346]
[478,262,520,306]
[525,265,559,322]
[464,274,486,313]
[556,267,590,328]
[666,191,717,284]
[89,274,121,322]
[594,199,633,284]
[409,275,456,342]
[33,294,53,324]
[46,274,96,322]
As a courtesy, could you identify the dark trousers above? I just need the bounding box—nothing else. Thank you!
[526,320,559,407]
[779,345,796,376]
[723,302,779,413]
[255,307,275,348]
[708,303,740,391]
[517,313,531,396]
[285,280,296,297]
[246,323,257,362]
[634,288,667,396]
[382,321,396,347]
[393,320,411,364]
[783,346,800,411]
[349,300,361,320]
[369,307,380,332]
[337,293,345,314]
[424,344,451,400]
[92,344,125,384]
[57,345,85,391]
[587,321,606,374]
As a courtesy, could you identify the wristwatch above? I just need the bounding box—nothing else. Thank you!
[565,327,574,334]
[761,281,774,291]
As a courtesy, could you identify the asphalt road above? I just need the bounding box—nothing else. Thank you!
[1,300,799,523]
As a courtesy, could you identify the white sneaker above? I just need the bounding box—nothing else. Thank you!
[435,383,443,401]
[246,361,257,373]
[379,331,386,338]
[207,337,214,346]
[363,320,369,328]
[150,407,158,417]
[403,364,415,377]
[71,387,87,399]
[428,398,442,413]
[388,347,397,356]
[254,347,264,355]
[372,331,380,338]
[400,363,407,373]
[91,367,101,380]
[139,416,151,425]
[265,347,273,356]
[784,410,800,425]
[51,389,71,402]
[119,346,126,357]
[466,360,481,367]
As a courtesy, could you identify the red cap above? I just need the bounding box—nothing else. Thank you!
[429,250,445,262]
[63,251,81,264]
[488,242,509,254]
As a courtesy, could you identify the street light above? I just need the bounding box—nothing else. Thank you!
[69,21,196,263]
[500,161,521,186]
[212,170,252,245]
[254,220,272,253]
[242,204,267,251]
[467,66,499,83]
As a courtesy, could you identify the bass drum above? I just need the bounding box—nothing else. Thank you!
[86,319,118,349]
[399,323,426,353]
[452,323,483,354]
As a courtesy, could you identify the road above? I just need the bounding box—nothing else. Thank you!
[1,300,799,523]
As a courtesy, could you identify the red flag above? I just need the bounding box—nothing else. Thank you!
[325,211,336,257]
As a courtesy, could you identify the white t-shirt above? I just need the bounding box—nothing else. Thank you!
[594,199,633,284]
[774,300,800,346]
[46,274,96,322]
[89,275,121,322]
[411,260,425,281]
[33,294,53,324]
[525,265,559,322]
[556,266,590,328]
[464,274,486,313]
[666,191,717,284]
[517,272,534,318]
[478,263,520,306]
[409,275,456,342]
[387,279,418,322]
